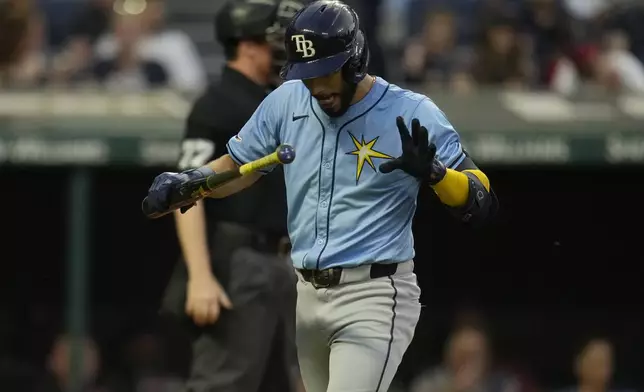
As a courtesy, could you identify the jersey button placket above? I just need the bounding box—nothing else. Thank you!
[316,194,327,248]
[314,132,335,265]
[316,223,326,245]
[316,196,328,246]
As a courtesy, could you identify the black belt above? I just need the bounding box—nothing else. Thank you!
[298,263,398,288]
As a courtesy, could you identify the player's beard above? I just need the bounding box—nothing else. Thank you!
[321,80,358,118]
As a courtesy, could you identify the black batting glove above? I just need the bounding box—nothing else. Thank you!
[379,117,447,185]
[146,167,214,215]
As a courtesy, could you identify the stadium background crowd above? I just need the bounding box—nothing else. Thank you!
[1,0,644,391]
[3,0,644,95]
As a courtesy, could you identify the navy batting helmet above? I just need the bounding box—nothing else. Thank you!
[215,0,304,61]
[280,0,370,83]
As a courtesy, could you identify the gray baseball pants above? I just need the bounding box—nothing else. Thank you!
[294,260,421,392]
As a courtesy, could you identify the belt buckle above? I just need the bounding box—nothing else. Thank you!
[311,269,333,289]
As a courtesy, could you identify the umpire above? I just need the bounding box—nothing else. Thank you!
[159,1,304,391]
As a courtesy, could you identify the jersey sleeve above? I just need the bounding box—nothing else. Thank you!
[411,98,466,169]
[226,86,284,174]
[176,95,225,170]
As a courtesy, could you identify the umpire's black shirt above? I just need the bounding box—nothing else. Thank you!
[161,67,287,318]
[178,66,287,235]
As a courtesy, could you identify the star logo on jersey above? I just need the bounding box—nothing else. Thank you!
[346,132,393,184]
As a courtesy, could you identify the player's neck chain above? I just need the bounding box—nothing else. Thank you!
[355,76,377,104]
[366,76,377,95]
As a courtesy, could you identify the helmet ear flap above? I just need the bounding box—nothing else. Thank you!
[341,29,370,84]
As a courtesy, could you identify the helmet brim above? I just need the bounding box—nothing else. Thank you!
[280,51,351,81]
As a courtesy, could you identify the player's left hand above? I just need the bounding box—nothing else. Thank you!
[379,116,446,185]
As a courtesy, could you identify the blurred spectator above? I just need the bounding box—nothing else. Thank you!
[410,319,523,392]
[516,0,608,95]
[92,4,170,91]
[475,0,523,45]
[595,30,644,94]
[71,0,113,44]
[34,334,111,392]
[397,0,644,95]
[92,0,206,92]
[50,0,114,84]
[406,0,524,48]
[602,1,644,64]
[519,0,576,89]
[402,8,474,93]
[37,0,92,50]
[0,0,35,83]
[0,0,26,64]
[472,14,530,89]
[548,25,644,95]
[559,337,636,392]
[3,7,48,88]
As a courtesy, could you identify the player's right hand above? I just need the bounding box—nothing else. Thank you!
[147,172,187,212]
[186,274,233,326]
[146,167,214,214]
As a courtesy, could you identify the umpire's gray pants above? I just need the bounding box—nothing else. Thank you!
[295,261,421,392]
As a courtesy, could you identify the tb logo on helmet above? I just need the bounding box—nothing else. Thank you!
[291,35,316,58]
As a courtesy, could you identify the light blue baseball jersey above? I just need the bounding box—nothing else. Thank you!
[226,77,466,270]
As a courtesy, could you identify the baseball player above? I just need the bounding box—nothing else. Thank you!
[158,1,306,392]
[145,1,498,391]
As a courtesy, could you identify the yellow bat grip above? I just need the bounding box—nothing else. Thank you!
[239,151,280,176]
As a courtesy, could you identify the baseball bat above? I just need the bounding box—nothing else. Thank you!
[142,144,296,219]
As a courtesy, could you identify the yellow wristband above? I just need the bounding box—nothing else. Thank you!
[431,169,470,207]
